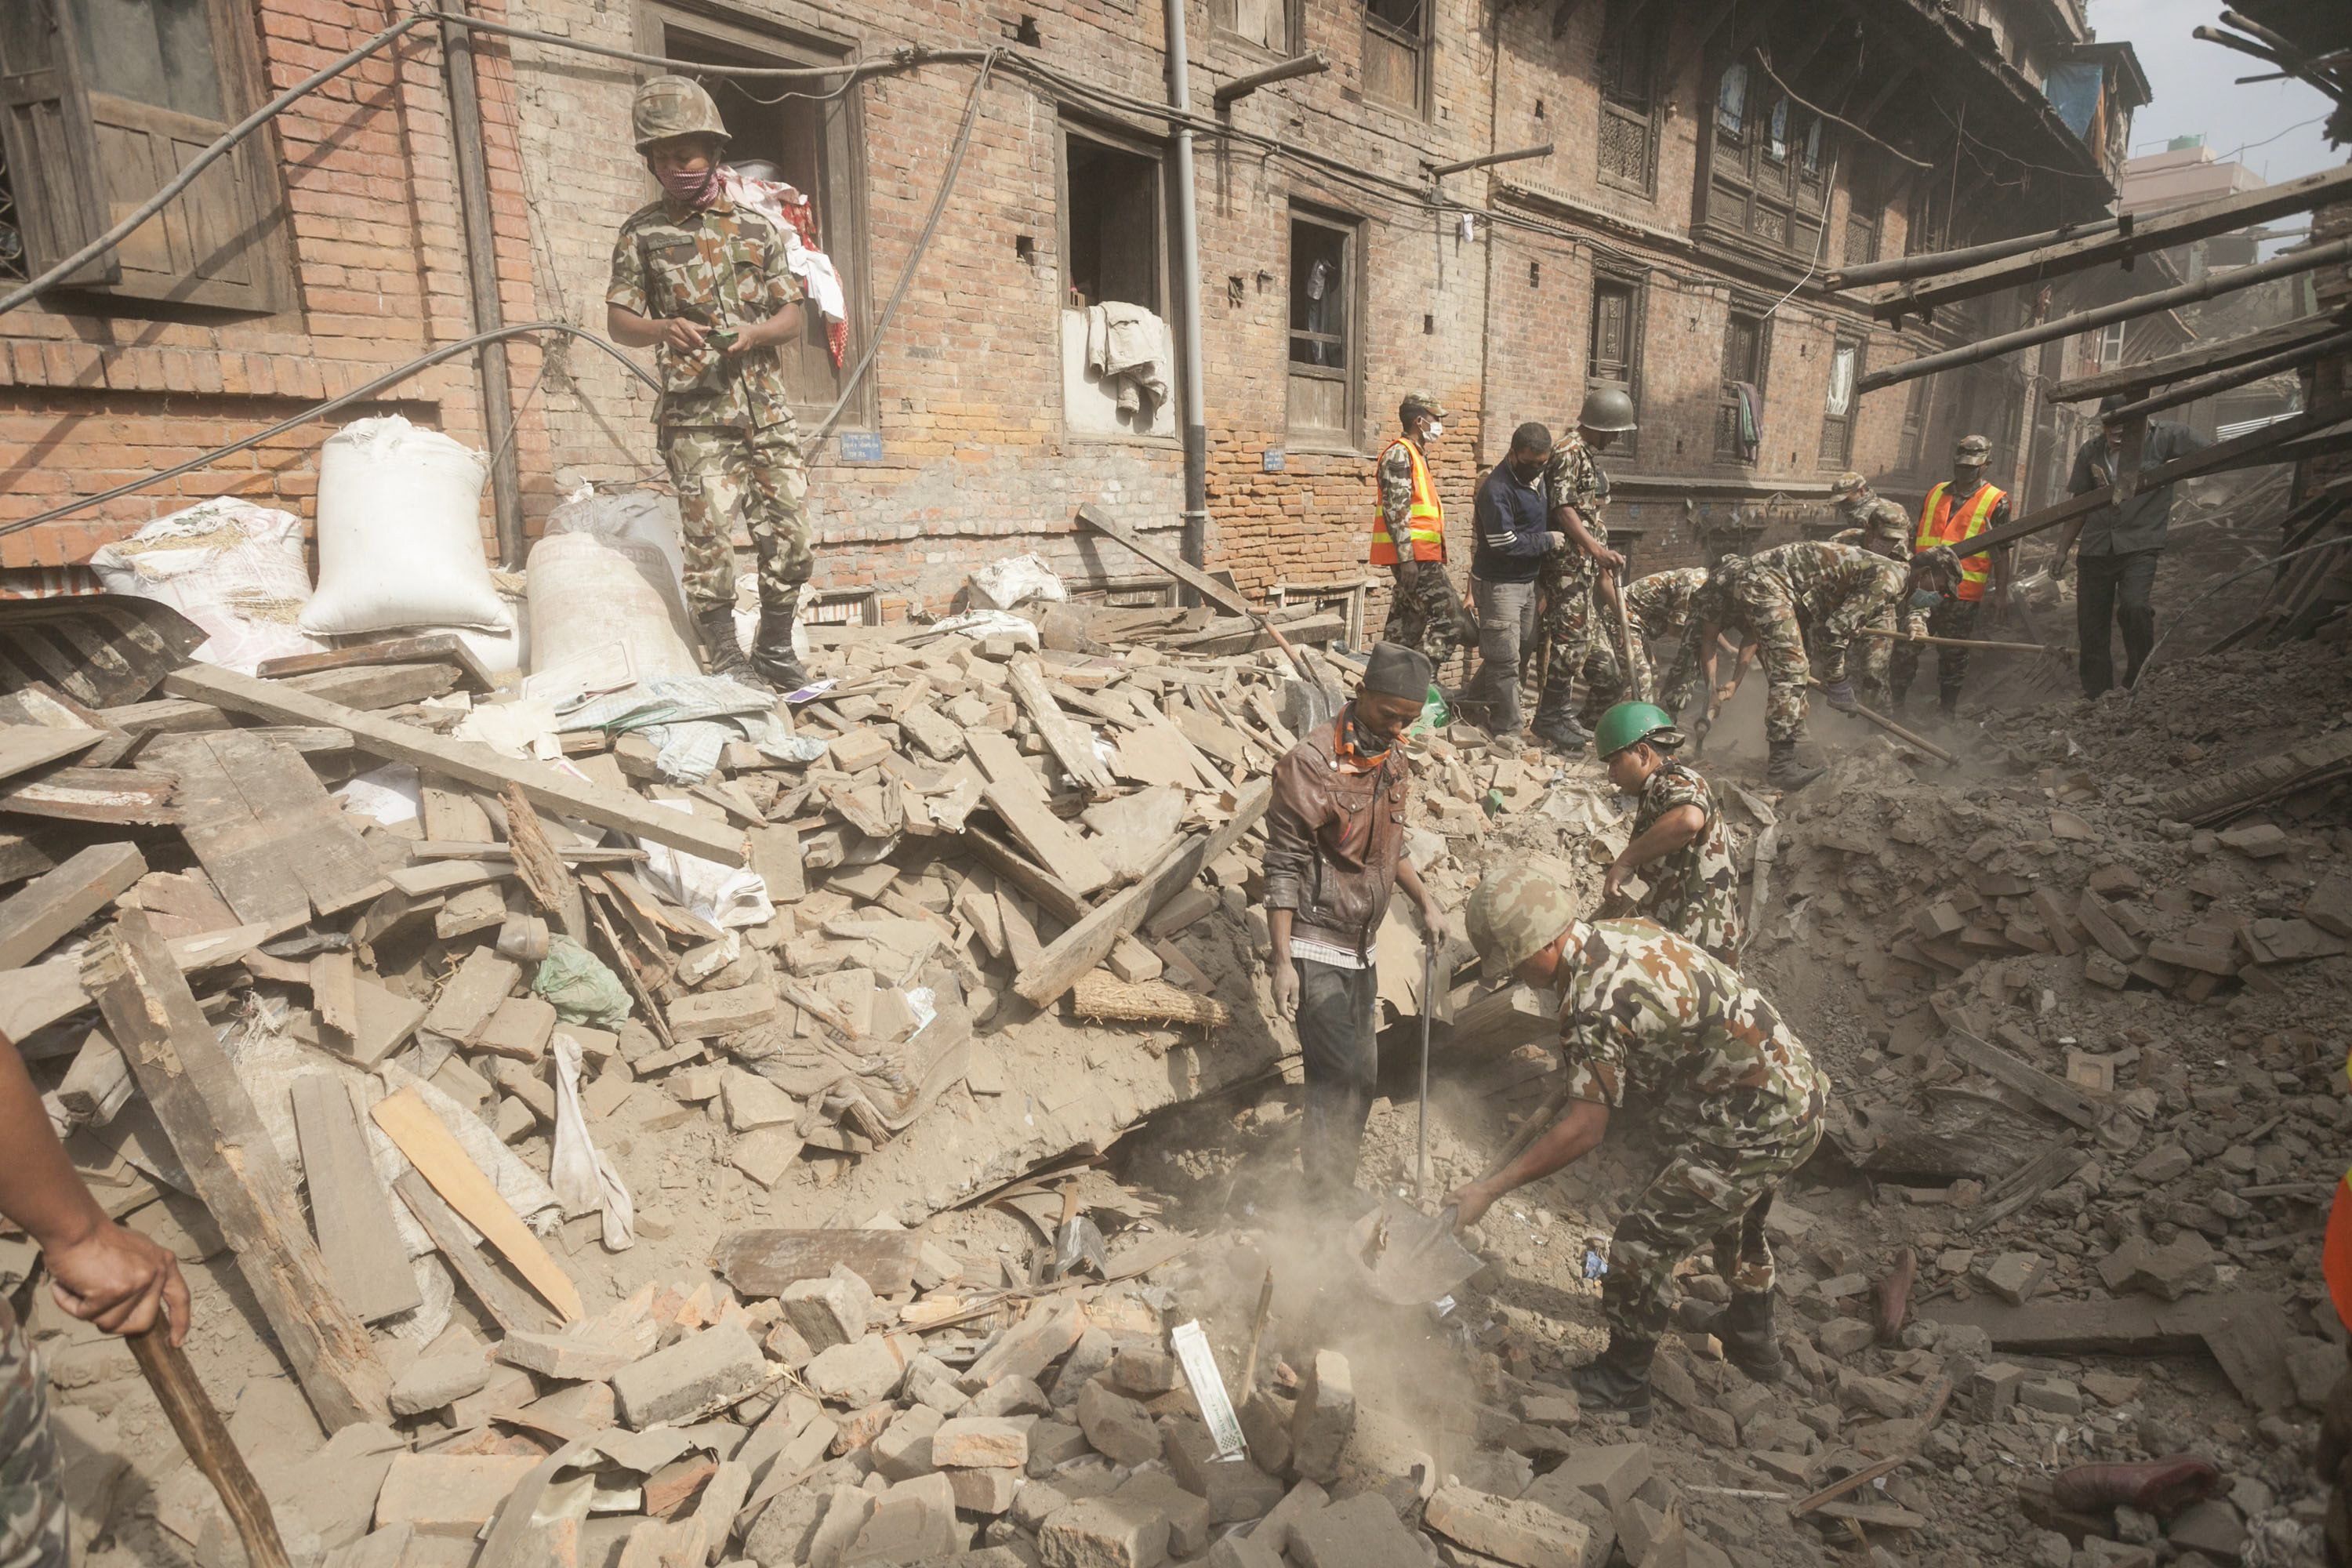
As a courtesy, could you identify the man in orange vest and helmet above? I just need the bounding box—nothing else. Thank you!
[1896,432,2012,717]
[1372,393,1477,670]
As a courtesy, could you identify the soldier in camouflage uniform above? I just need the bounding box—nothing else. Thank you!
[1529,387,1638,753]
[1593,702,1741,962]
[608,76,812,691]
[1371,394,1477,671]
[1579,564,1708,717]
[1828,471,1914,561]
[1455,865,1828,1419]
[1658,540,1955,791]
[0,1004,193,1566]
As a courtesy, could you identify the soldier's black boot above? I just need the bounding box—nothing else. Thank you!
[1530,686,1588,753]
[1569,1332,1656,1426]
[696,607,766,689]
[1675,1290,1784,1383]
[1766,739,1824,793]
[750,586,810,692]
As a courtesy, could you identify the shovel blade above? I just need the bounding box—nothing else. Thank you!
[1348,1196,1484,1305]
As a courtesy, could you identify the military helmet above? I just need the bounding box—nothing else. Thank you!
[1594,701,1679,760]
[1577,384,1639,434]
[1400,391,1450,426]
[1953,433,1992,463]
[1465,862,1579,977]
[1829,470,1868,500]
[1914,544,1964,586]
[633,76,730,153]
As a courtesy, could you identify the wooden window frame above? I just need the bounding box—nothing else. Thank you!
[1285,203,1364,450]
[1055,115,1171,319]
[1819,334,1864,470]
[1209,0,1306,56]
[1360,0,1432,119]
[1698,56,1829,265]
[1715,303,1771,464]
[1595,0,1663,198]
[1585,267,1646,463]
[636,0,876,430]
[0,0,292,314]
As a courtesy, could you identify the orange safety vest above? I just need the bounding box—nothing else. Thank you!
[1370,438,1444,565]
[1915,480,2005,602]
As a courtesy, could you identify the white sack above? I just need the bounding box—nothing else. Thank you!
[87,497,325,673]
[302,416,510,635]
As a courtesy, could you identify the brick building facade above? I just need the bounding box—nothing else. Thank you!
[0,0,2140,625]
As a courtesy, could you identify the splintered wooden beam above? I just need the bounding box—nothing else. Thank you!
[0,765,178,825]
[162,662,746,866]
[82,909,392,1430]
[2050,313,2346,404]
[255,632,495,692]
[0,841,145,969]
[290,1076,424,1324]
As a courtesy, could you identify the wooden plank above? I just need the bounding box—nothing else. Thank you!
[369,1086,583,1323]
[56,1029,133,1126]
[1860,162,2352,319]
[1074,504,1256,618]
[2,920,273,1043]
[162,663,748,867]
[982,782,1112,896]
[1014,779,1272,1008]
[1166,614,1346,658]
[2051,313,2343,404]
[0,765,178,825]
[965,729,1047,800]
[1448,984,1554,1056]
[82,909,392,1429]
[0,724,103,781]
[1923,1289,2293,1412]
[419,782,495,844]
[1006,655,1115,798]
[310,953,360,1056]
[1933,1022,2102,1131]
[152,730,390,927]
[0,829,59,887]
[711,1229,925,1297]
[392,1172,552,1335]
[0,841,145,969]
[291,975,426,1069]
[256,633,495,692]
[964,821,1090,927]
[290,1076,425,1325]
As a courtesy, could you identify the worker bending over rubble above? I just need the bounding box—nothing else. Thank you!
[607,76,814,693]
[1827,470,1915,561]
[1661,540,1960,792]
[0,1027,191,1565]
[1452,867,1828,1422]
[1262,644,1447,1202]
[1594,702,1740,964]
[1578,564,1708,718]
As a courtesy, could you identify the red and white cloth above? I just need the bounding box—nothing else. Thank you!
[720,169,849,368]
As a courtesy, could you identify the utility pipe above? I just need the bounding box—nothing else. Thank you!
[438,1,526,569]
[1164,0,1210,581]
[1426,142,1554,180]
[1857,236,2352,395]
[1213,52,1329,107]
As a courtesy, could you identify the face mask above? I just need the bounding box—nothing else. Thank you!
[657,163,718,209]
[1425,419,1444,440]
[1910,588,1943,610]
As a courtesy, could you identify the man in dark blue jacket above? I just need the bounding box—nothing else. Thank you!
[1467,423,1563,742]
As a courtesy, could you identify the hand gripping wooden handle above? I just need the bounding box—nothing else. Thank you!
[129,1325,292,1568]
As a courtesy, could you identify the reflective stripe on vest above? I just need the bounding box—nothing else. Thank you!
[1916,481,2005,602]
[1370,439,1445,565]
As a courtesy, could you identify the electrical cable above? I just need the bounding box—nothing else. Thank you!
[0,323,662,539]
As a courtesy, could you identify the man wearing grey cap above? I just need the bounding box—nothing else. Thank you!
[1262,642,1447,1200]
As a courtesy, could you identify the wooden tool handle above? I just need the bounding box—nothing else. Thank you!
[129,1326,292,1568]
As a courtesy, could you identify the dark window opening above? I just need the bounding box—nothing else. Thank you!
[1819,336,1862,468]
[0,148,25,283]
[662,24,866,418]
[1063,132,1162,314]
[1716,308,1769,462]
[1287,210,1358,441]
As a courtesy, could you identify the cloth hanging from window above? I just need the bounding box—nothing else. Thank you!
[1084,301,1172,419]
[720,169,850,368]
[1730,381,1763,462]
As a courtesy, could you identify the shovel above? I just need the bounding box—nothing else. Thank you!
[1414,942,1436,1202]
[1044,1184,1107,1283]
[1347,1073,1578,1305]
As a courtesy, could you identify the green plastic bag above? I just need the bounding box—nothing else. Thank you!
[1410,681,1451,737]
[532,935,633,1028]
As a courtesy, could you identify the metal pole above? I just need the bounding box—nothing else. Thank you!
[1163,0,1210,586]
[1425,142,1554,180]
[1212,52,1329,107]
[439,2,528,569]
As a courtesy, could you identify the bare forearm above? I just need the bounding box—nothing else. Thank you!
[607,303,662,347]
[738,303,805,349]
[0,1036,108,1254]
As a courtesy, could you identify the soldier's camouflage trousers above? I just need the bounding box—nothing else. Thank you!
[1714,572,1812,746]
[661,422,813,620]
[1602,1120,1824,1348]
[1891,598,1978,709]
[1578,630,1654,720]
[0,1300,67,1568]
[1382,561,1478,672]
[1536,550,1602,712]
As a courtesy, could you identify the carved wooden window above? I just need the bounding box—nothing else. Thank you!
[1587,274,1645,460]
[1596,0,1661,197]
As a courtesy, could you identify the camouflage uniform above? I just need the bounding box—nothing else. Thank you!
[1838,495,1914,561]
[0,1300,66,1568]
[1535,434,1610,711]
[1551,918,1828,1348]
[1628,761,1741,963]
[608,191,812,620]
[1581,566,1708,715]
[1376,442,1476,666]
[1659,543,1905,745]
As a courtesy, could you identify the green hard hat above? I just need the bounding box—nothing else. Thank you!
[1577,384,1639,434]
[633,75,730,152]
[1593,701,1679,760]
[1466,861,1578,976]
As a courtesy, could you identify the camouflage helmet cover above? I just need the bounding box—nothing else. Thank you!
[1953,433,1993,462]
[1400,391,1450,425]
[1914,544,1965,586]
[1465,860,1579,976]
[1828,470,1869,499]
[633,75,730,152]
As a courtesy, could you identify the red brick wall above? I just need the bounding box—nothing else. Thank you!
[0,1,550,571]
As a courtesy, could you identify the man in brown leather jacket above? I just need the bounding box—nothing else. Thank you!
[1263,642,1446,1199]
